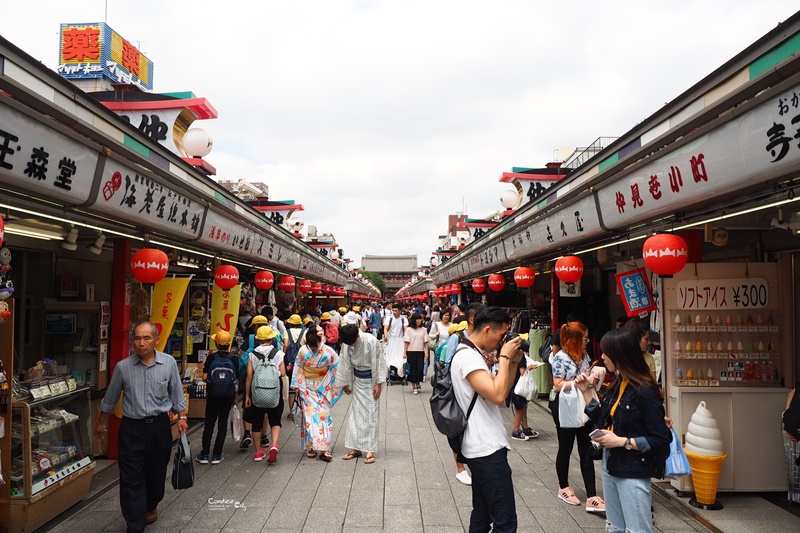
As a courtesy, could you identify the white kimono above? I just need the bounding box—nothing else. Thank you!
[383,315,407,376]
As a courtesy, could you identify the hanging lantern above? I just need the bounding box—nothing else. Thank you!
[451,284,462,295]
[555,256,584,283]
[0,216,4,248]
[514,266,536,289]
[130,248,169,285]
[298,279,312,293]
[472,278,487,293]
[322,284,332,295]
[254,270,274,290]
[279,276,296,292]
[311,282,323,294]
[488,273,506,291]
[643,233,688,277]
[214,264,239,290]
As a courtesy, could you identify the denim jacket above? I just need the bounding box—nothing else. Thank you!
[587,380,671,479]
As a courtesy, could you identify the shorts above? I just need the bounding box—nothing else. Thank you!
[243,399,284,433]
[511,393,528,410]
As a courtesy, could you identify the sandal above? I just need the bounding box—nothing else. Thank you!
[364,453,376,464]
[306,450,318,458]
[558,487,580,506]
[319,451,332,462]
[342,450,362,461]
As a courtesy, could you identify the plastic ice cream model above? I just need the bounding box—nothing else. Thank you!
[746,314,754,325]
[676,367,684,379]
[675,340,682,352]
[695,341,703,352]
[707,367,714,379]
[768,341,775,351]
[695,314,702,326]
[686,341,693,352]
[756,314,764,326]
[715,315,723,327]
[725,315,733,326]
[685,314,692,326]
[747,342,754,352]
[675,313,682,327]
[685,401,725,456]
[686,368,694,379]
[706,342,714,353]
[757,341,765,352]
[736,340,744,352]
[716,341,723,353]
[705,315,712,327]
[736,314,743,326]
[726,341,734,352]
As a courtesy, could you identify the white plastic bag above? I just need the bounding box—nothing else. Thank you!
[558,381,589,428]
[514,371,537,401]
[230,404,243,443]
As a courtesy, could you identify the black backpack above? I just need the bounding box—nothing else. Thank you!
[207,354,237,399]
[284,326,306,374]
[430,345,478,460]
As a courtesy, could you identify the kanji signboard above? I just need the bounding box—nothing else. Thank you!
[615,268,657,317]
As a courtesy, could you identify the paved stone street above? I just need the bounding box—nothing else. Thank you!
[41,379,794,533]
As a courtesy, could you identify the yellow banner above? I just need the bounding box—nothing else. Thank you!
[209,284,241,350]
[151,277,191,352]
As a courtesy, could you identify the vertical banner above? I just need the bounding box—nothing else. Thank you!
[152,277,191,352]
[210,284,242,350]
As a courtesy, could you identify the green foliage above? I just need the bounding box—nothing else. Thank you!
[359,270,386,294]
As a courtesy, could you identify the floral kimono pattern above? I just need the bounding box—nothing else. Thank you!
[291,344,341,452]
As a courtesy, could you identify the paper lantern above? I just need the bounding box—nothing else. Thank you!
[451,284,462,295]
[472,278,486,293]
[311,282,323,294]
[0,216,4,247]
[555,256,584,283]
[130,248,169,285]
[643,233,688,276]
[514,266,535,289]
[214,264,239,290]
[254,270,274,290]
[322,285,332,295]
[488,273,506,292]
[298,279,312,293]
[279,276,296,292]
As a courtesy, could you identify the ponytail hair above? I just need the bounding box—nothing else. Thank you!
[305,327,321,350]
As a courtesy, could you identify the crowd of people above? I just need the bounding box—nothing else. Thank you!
[95,298,670,533]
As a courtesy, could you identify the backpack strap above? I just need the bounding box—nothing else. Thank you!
[465,392,479,420]
[252,346,274,363]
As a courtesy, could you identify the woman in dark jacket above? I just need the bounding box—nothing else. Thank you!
[581,328,671,533]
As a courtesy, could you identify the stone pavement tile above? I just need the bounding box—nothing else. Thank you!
[384,503,422,528]
[342,528,384,533]
[386,474,419,506]
[419,488,460,527]
[413,461,449,490]
[351,466,385,491]
[145,506,197,531]
[220,506,272,532]
[179,529,222,533]
[43,512,112,533]
[187,505,237,530]
[103,515,128,531]
[316,474,354,507]
[302,505,347,532]
[422,528,463,533]
[262,502,310,529]
[260,528,302,533]
[344,489,384,527]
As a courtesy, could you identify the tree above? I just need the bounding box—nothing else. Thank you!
[359,270,386,295]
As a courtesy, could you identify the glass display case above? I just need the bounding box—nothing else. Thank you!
[10,384,95,533]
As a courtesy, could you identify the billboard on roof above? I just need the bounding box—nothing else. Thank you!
[58,22,154,91]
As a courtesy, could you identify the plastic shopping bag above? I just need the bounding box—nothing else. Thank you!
[665,427,692,478]
[558,381,588,428]
[230,404,243,443]
[514,371,538,401]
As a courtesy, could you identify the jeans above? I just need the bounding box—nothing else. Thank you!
[602,449,653,533]
[465,448,517,533]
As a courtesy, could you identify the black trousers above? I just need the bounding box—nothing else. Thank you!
[407,351,425,384]
[118,414,172,533]
[201,395,233,457]
[550,398,597,496]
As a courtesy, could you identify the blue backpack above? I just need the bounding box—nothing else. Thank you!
[207,354,237,399]
[284,326,306,373]
[238,334,255,382]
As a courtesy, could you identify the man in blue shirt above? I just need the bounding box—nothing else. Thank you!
[96,322,187,531]
[369,304,383,337]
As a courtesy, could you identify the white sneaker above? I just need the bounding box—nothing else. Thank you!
[455,470,472,485]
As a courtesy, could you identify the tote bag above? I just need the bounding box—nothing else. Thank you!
[665,427,692,477]
[558,381,588,428]
[171,432,194,490]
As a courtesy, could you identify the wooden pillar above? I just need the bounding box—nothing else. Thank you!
[107,238,131,459]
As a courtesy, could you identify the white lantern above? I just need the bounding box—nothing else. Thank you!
[182,128,213,158]
[330,249,340,260]
[500,189,520,210]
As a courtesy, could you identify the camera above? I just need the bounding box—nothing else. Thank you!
[504,332,530,354]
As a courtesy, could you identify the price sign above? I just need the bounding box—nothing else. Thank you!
[677,278,769,310]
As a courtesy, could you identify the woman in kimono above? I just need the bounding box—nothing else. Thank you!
[291,326,340,461]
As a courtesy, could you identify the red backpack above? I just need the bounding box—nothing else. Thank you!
[323,321,339,344]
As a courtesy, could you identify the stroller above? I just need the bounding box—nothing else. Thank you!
[387,363,410,386]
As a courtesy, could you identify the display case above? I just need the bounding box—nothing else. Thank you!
[10,385,95,533]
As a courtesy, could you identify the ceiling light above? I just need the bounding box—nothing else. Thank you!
[61,226,79,251]
[88,232,106,255]
[175,260,200,268]
[4,227,58,240]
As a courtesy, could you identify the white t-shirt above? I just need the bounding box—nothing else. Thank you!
[383,315,408,338]
[450,345,510,459]
[250,345,286,370]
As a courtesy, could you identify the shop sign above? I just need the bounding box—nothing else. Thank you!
[57,23,154,91]
[503,195,602,261]
[676,277,769,310]
[209,283,241,350]
[200,210,255,255]
[615,268,657,317]
[597,83,800,231]
[118,108,183,152]
[249,231,301,272]
[466,243,506,274]
[559,279,581,298]
[93,160,205,239]
[0,100,99,205]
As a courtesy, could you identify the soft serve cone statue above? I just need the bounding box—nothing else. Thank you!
[684,401,727,509]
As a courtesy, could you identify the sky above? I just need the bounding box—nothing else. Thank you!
[2,1,799,270]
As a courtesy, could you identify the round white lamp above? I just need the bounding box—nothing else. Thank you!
[500,189,521,210]
[330,249,340,260]
[183,128,213,158]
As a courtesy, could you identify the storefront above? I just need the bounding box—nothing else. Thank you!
[430,11,800,496]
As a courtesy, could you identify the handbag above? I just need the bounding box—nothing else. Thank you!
[289,395,303,429]
[514,371,537,401]
[665,427,692,477]
[230,404,243,443]
[558,381,589,428]
[428,323,439,351]
[171,432,194,490]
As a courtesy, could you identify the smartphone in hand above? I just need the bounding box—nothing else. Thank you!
[589,429,608,439]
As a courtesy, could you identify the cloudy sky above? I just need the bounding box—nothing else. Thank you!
[3,1,799,269]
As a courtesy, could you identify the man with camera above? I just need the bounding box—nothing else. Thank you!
[450,307,524,532]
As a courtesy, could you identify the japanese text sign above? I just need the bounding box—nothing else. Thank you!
[151,277,190,352]
[615,268,657,317]
[676,278,768,310]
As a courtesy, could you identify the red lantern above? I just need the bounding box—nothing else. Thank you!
[488,273,506,292]
[130,248,169,285]
[298,279,312,293]
[254,271,274,290]
[322,285,332,295]
[214,264,239,290]
[643,233,688,276]
[555,256,583,283]
[514,266,536,289]
[279,276,296,292]
[451,284,462,295]
[311,282,322,294]
[0,216,4,248]
[472,278,487,293]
